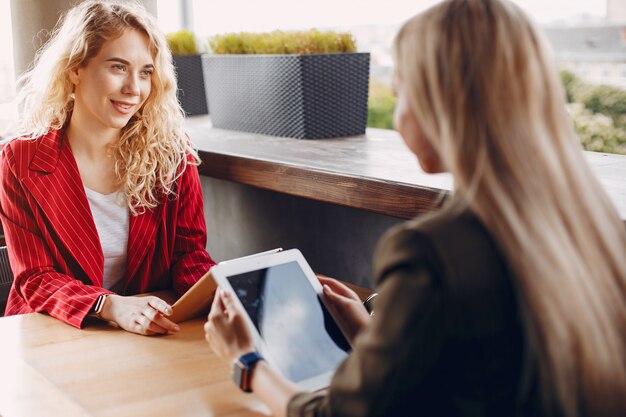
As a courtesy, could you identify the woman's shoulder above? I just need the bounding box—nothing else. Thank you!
[374,208,481,267]
[1,129,63,174]
[373,206,510,291]
[3,129,61,151]
[373,206,519,337]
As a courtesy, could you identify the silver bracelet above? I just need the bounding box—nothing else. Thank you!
[363,293,378,316]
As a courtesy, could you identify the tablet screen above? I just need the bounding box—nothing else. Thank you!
[227,261,350,383]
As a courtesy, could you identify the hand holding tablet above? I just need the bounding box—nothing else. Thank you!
[209,249,353,391]
[205,288,256,361]
[318,276,371,342]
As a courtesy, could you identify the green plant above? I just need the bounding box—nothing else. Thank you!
[209,29,357,55]
[575,84,626,129]
[560,69,580,104]
[367,82,396,129]
[166,30,200,55]
[365,70,626,155]
[569,103,626,154]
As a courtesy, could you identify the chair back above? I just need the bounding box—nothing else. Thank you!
[0,246,14,316]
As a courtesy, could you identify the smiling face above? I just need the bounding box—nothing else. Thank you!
[69,28,154,137]
[392,74,445,174]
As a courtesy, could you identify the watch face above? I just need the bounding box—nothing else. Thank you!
[232,362,250,392]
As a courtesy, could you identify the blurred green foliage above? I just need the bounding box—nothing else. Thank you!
[576,85,626,129]
[561,69,578,103]
[561,69,626,154]
[570,103,626,154]
[166,30,201,55]
[367,82,396,130]
[209,29,357,55]
[369,70,626,155]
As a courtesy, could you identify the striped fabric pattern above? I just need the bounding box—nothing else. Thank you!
[0,246,13,315]
[0,129,216,328]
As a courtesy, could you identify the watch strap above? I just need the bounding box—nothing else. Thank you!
[234,351,264,393]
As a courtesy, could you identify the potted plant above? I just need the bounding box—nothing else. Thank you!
[166,30,209,116]
[204,30,370,139]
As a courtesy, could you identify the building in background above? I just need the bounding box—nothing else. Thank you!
[539,0,626,89]
[545,25,626,89]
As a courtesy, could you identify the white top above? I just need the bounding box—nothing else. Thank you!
[84,187,129,291]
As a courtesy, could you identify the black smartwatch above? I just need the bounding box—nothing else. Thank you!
[233,352,264,393]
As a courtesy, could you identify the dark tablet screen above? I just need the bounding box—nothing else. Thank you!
[227,261,350,383]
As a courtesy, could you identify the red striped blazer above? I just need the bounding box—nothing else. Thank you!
[0,128,215,328]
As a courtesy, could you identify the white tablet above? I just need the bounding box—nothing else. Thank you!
[210,248,352,391]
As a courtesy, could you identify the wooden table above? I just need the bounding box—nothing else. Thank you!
[0,312,271,417]
[0,287,275,417]
[0,284,372,417]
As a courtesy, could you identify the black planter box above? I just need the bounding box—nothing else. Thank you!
[172,54,209,116]
[203,53,370,139]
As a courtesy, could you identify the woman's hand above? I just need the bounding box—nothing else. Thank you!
[204,288,255,362]
[318,276,371,342]
[100,294,179,336]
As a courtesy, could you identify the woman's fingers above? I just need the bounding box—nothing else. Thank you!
[318,276,339,287]
[134,314,167,334]
[204,288,255,361]
[208,288,226,320]
[323,284,338,298]
[109,295,181,336]
[147,310,179,333]
[133,309,174,334]
[127,301,179,335]
[148,297,173,316]
[323,284,352,305]
[319,277,360,300]
[220,288,239,315]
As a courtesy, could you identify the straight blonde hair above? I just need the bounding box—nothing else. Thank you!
[394,0,626,415]
[13,0,198,215]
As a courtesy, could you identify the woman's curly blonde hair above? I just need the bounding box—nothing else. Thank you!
[13,0,199,215]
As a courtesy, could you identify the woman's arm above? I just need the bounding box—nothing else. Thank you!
[0,144,108,327]
[170,161,216,295]
[251,361,301,417]
[206,266,448,417]
[204,289,301,417]
[0,144,180,335]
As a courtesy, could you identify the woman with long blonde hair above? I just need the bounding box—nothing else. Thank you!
[205,0,626,415]
[0,1,215,335]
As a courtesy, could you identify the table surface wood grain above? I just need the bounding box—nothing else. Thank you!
[0,308,267,417]
[185,116,626,221]
[186,116,452,220]
[0,285,373,417]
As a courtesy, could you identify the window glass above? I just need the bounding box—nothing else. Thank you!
[0,0,16,134]
[145,0,626,154]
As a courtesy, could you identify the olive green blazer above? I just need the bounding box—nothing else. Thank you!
[288,207,535,417]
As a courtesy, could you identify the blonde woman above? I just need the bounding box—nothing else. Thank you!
[0,1,215,335]
[205,0,626,415]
